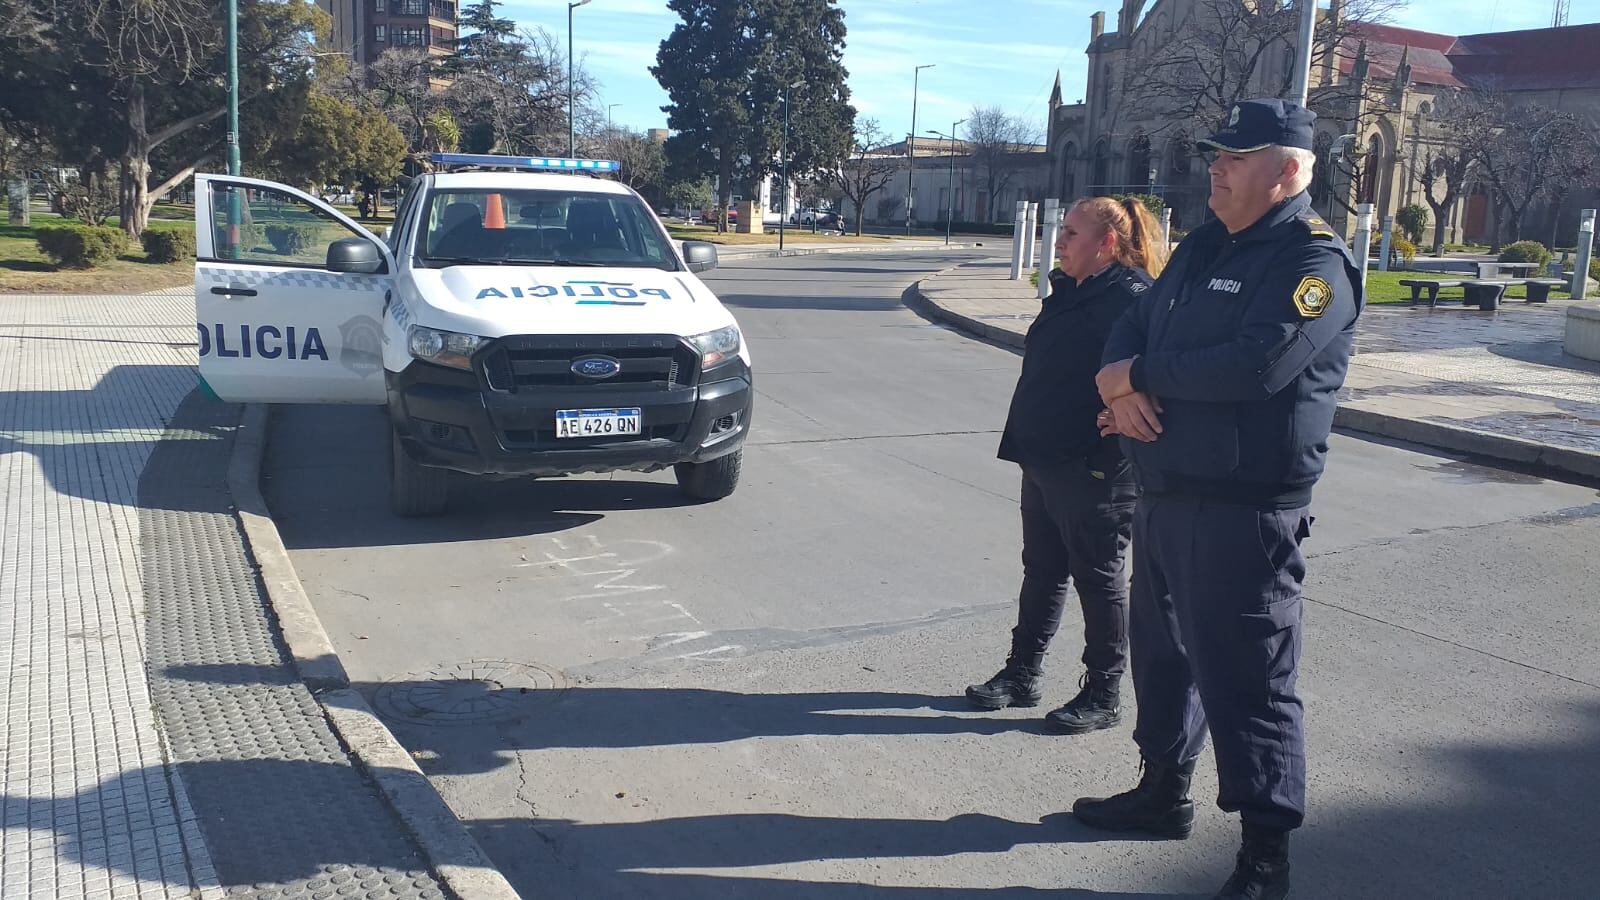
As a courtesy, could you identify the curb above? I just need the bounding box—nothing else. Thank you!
[227,404,522,900]
[910,275,1600,484]
[905,270,1026,353]
[717,241,983,260]
[1333,403,1600,481]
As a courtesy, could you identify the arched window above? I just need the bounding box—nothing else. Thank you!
[1361,134,1383,202]
[1061,142,1078,201]
[1100,65,1113,111]
[1128,132,1152,188]
[1311,132,1334,208]
[1092,140,1111,191]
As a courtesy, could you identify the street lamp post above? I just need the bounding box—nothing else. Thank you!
[779,79,803,251]
[907,63,935,236]
[929,119,965,246]
[607,103,621,130]
[568,0,592,158]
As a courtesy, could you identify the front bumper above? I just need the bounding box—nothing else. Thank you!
[387,358,752,477]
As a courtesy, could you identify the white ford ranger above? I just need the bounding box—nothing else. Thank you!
[193,153,751,516]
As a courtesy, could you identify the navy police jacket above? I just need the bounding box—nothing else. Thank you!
[999,263,1153,467]
[1103,192,1364,509]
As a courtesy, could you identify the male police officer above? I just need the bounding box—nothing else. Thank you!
[1074,99,1363,900]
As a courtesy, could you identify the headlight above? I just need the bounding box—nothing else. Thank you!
[408,325,486,370]
[688,325,741,369]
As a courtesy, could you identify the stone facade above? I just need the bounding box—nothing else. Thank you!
[1048,6,1600,246]
[839,136,1053,227]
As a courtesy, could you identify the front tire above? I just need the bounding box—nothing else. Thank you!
[390,429,449,517]
[675,449,742,501]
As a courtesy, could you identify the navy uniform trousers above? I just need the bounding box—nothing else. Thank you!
[1129,495,1311,831]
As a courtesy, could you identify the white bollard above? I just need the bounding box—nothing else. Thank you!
[1009,200,1029,280]
[1378,214,1393,272]
[1021,202,1039,272]
[1353,203,1374,292]
[1037,199,1061,299]
[1573,209,1595,299]
[1161,206,1172,249]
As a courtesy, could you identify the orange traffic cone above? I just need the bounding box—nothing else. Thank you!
[483,192,506,229]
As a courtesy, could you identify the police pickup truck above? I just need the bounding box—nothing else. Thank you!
[194,153,751,516]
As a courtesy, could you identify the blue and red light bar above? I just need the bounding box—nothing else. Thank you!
[430,152,620,172]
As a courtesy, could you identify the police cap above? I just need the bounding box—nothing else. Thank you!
[1198,99,1317,153]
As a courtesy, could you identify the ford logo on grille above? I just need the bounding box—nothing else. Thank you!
[572,356,622,379]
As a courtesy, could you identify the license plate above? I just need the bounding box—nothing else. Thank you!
[555,408,642,438]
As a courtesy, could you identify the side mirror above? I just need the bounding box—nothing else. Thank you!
[327,237,385,274]
[682,240,718,273]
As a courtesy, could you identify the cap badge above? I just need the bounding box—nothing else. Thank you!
[1228,106,1241,127]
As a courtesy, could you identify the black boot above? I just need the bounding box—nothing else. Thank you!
[964,664,1042,709]
[1214,824,1291,900]
[1072,758,1196,838]
[1045,672,1122,734]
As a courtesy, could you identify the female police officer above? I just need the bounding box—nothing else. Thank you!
[964,197,1166,734]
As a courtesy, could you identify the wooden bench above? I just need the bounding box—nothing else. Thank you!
[1399,278,1464,306]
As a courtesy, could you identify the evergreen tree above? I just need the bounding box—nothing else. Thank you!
[652,0,852,231]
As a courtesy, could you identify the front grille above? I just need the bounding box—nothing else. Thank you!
[480,334,698,392]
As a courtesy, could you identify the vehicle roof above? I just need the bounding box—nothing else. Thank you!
[428,171,635,195]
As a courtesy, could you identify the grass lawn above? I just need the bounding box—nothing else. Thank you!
[1,213,193,294]
[1364,268,1581,304]
[666,223,894,245]
[2,203,395,294]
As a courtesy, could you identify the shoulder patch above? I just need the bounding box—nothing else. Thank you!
[1128,281,1149,294]
[1292,276,1333,318]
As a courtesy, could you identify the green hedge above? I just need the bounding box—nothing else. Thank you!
[1499,240,1551,269]
[35,224,128,269]
[141,229,196,263]
[264,223,322,256]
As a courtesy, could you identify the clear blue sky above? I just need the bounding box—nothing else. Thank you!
[499,0,1599,143]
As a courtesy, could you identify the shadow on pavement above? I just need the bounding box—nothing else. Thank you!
[152,669,1600,897]
[469,815,1184,899]
[0,367,232,512]
[266,404,715,548]
[0,760,441,890]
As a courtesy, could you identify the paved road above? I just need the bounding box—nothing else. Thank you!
[265,251,1600,898]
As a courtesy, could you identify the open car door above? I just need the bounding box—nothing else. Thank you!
[194,174,394,404]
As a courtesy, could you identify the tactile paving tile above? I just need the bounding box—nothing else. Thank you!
[137,390,449,900]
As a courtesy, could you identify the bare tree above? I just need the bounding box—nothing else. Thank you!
[1410,91,1495,254]
[1472,98,1596,245]
[595,128,665,193]
[966,106,1041,222]
[449,26,587,155]
[826,119,899,236]
[1114,0,1404,143]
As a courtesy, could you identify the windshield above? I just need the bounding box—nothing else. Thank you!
[417,187,678,270]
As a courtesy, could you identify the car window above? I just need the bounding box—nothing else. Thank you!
[417,187,678,270]
[390,182,422,253]
[207,183,369,267]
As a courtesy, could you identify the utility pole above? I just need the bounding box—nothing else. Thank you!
[568,0,592,157]
[929,119,965,246]
[226,0,240,177]
[907,64,934,236]
[1290,0,1317,108]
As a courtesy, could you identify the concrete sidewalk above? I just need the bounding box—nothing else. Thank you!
[0,293,504,899]
[911,258,1600,479]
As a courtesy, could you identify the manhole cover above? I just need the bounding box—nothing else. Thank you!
[372,659,566,726]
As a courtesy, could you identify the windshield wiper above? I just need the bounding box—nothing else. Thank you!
[545,259,609,267]
[422,256,505,267]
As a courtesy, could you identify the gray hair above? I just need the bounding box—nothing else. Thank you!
[1276,145,1317,194]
